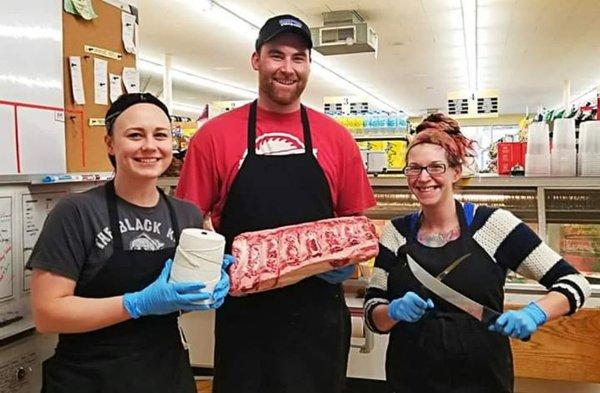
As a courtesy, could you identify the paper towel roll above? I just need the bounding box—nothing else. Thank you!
[170,228,225,304]
[351,316,365,339]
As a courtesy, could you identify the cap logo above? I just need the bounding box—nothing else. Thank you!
[278,18,302,28]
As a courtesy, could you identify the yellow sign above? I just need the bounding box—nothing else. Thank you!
[387,140,407,169]
[367,141,387,152]
[88,118,105,126]
[84,45,123,60]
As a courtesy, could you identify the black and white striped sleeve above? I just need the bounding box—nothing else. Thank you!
[472,207,591,314]
[364,219,407,334]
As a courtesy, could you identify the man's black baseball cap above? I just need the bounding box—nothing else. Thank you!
[255,14,313,52]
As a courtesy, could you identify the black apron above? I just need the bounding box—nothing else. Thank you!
[385,201,513,393]
[213,101,350,393]
[41,181,196,393]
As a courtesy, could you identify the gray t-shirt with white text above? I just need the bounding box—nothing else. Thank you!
[26,184,202,287]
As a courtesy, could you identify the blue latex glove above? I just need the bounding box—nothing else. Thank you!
[123,259,211,319]
[488,301,547,340]
[317,264,356,284]
[209,254,235,309]
[387,291,435,323]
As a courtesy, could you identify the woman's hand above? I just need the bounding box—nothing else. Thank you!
[387,291,434,322]
[123,259,211,318]
[209,254,235,309]
[488,302,547,340]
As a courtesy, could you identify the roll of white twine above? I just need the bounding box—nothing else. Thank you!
[170,229,225,304]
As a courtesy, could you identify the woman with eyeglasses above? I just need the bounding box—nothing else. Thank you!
[363,113,590,392]
[27,93,233,393]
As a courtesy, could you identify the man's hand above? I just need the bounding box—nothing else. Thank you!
[317,265,356,284]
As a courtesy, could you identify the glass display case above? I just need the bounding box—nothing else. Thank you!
[545,188,600,284]
[368,175,600,291]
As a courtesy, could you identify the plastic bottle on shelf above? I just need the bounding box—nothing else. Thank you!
[382,111,389,134]
[343,112,351,132]
[388,111,398,134]
[356,112,365,134]
[398,114,408,135]
[364,111,373,135]
[351,112,360,134]
[375,111,384,134]
[377,111,385,134]
[367,111,375,134]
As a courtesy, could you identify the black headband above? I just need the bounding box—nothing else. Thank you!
[105,93,170,133]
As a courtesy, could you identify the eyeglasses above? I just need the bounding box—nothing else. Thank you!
[403,163,447,177]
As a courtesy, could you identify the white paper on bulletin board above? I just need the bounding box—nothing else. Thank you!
[21,191,66,292]
[94,58,109,105]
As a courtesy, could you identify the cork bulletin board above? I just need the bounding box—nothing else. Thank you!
[62,0,137,172]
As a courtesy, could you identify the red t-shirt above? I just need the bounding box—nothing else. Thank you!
[176,103,376,230]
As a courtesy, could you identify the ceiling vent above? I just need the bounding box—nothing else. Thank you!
[310,10,378,56]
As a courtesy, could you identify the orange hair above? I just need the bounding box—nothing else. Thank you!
[407,113,475,168]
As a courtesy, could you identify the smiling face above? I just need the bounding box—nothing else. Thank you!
[105,103,172,181]
[406,143,461,208]
[251,32,310,112]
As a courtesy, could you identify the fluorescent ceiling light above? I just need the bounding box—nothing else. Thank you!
[461,0,478,96]
[139,58,257,99]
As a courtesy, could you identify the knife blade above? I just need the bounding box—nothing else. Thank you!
[436,252,471,281]
[407,254,500,326]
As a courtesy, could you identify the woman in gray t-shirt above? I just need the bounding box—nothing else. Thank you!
[28,93,233,393]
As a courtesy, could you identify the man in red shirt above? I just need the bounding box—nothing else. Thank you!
[177,14,375,393]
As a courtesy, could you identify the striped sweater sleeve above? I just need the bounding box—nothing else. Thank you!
[472,206,591,314]
[364,219,407,334]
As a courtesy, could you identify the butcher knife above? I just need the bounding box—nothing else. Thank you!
[407,254,500,326]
